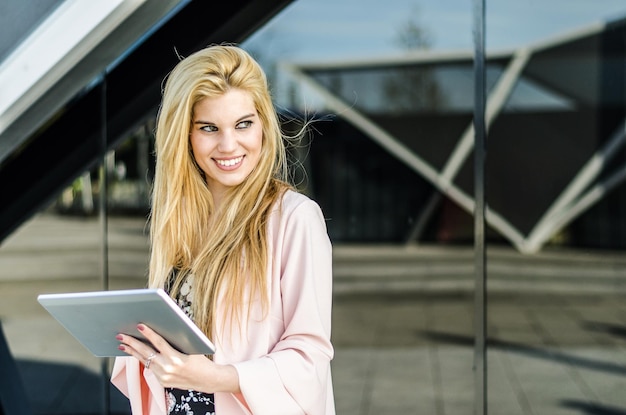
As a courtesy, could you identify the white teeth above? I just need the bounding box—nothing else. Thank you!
[216,156,243,167]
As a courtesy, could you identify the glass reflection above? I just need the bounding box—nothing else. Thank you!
[244,0,626,414]
[485,2,626,415]
[2,0,626,414]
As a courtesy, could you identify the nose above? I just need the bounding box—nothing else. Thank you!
[217,129,237,153]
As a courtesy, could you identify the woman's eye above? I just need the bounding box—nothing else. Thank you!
[236,120,252,129]
[200,125,218,132]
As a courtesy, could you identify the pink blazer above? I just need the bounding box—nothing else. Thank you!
[111,190,335,414]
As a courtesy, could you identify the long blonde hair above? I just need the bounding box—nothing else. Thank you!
[149,45,290,340]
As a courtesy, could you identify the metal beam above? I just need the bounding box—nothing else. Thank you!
[281,59,529,250]
[0,0,184,165]
[409,47,530,244]
[539,161,626,242]
[524,118,626,253]
[280,62,444,186]
[285,14,626,255]
[472,0,487,413]
[0,0,294,244]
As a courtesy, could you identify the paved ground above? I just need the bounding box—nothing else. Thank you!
[1,212,626,414]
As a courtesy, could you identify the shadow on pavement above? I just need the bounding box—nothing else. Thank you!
[418,330,626,376]
[561,399,626,415]
[582,322,626,340]
[16,359,130,415]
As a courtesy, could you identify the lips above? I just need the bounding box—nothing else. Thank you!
[214,155,244,169]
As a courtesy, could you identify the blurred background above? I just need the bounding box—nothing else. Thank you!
[1,0,626,414]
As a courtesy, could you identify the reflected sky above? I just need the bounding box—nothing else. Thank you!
[243,0,626,61]
[242,0,626,107]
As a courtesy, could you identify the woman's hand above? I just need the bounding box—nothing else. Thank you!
[116,324,240,394]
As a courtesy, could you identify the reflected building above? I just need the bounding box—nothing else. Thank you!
[278,16,626,253]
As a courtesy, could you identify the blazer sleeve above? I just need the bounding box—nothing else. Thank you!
[111,356,166,415]
[232,199,335,415]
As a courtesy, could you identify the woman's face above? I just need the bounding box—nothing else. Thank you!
[190,88,263,203]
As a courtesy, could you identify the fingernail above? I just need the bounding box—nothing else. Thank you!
[137,324,145,331]
[116,334,123,341]
[118,345,125,351]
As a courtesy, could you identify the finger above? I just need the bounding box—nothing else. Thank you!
[116,336,146,362]
[116,332,158,365]
[116,331,152,353]
[137,324,175,355]
[117,341,160,372]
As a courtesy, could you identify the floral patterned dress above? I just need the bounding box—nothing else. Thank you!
[165,274,216,415]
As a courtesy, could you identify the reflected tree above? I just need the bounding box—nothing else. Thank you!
[394,5,432,50]
[384,6,446,113]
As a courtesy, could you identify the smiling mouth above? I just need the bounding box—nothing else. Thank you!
[215,156,244,167]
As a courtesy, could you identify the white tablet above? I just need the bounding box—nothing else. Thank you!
[37,288,215,357]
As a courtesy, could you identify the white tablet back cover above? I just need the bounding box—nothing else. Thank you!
[38,288,215,357]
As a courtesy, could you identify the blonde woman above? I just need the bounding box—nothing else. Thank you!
[111,45,335,415]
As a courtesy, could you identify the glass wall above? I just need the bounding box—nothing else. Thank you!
[0,125,156,412]
[2,1,626,414]
[244,2,475,413]
[484,2,626,415]
[244,1,479,414]
[242,1,626,414]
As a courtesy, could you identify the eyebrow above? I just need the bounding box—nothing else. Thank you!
[193,113,256,125]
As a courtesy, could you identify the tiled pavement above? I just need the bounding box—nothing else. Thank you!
[1,212,626,414]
